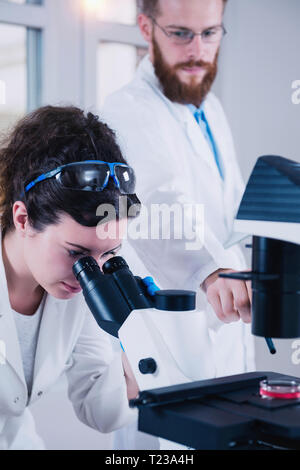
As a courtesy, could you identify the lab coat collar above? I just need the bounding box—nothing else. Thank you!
[137,55,194,124]
[136,54,161,92]
[137,55,210,122]
[136,55,221,176]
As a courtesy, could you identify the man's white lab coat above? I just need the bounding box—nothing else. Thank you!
[0,231,136,450]
[102,55,255,375]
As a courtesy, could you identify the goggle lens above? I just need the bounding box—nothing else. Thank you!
[115,165,136,194]
[59,164,110,191]
[57,163,136,194]
[22,161,136,197]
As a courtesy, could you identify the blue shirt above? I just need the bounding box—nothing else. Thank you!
[187,104,225,180]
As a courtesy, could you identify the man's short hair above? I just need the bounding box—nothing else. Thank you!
[137,0,161,18]
[137,0,228,19]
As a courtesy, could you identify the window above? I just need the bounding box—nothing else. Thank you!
[0,23,26,130]
[0,0,148,125]
[84,0,137,25]
[0,0,43,131]
[97,42,147,107]
[83,0,147,110]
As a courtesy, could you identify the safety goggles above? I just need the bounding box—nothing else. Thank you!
[23,160,136,196]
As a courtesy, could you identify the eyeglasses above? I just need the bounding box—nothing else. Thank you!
[22,160,136,197]
[150,17,227,46]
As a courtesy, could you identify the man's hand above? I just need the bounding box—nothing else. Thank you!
[121,351,140,400]
[202,268,252,324]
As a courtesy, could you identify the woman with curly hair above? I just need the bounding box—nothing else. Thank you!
[0,105,140,449]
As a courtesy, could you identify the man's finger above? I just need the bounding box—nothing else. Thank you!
[246,280,253,304]
[207,289,229,323]
[219,288,240,323]
[232,281,252,323]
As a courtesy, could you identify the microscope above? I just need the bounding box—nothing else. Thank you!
[73,155,300,450]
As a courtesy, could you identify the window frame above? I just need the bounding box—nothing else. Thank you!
[0,1,46,29]
[0,0,148,113]
[83,15,147,111]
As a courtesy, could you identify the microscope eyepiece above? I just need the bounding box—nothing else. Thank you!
[72,256,154,337]
[72,256,100,277]
[102,256,129,275]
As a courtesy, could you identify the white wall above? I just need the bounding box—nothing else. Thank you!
[218,0,300,177]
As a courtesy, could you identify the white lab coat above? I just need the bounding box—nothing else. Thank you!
[101,56,255,449]
[0,231,136,450]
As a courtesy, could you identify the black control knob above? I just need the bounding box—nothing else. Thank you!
[155,290,196,311]
[138,358,157,375]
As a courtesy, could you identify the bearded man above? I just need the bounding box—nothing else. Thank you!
[102,0,255,449]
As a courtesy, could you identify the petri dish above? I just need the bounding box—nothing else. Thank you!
[260,379,300,400]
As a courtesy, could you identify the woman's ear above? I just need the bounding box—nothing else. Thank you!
[12,201,30,236]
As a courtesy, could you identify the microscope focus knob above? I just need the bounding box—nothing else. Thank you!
[139,358,157,375]
[154,290,196,311]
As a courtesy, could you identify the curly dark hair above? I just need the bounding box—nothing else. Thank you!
[0,105,140,236]
[137,0,228,18]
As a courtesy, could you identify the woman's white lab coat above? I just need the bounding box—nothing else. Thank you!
[0,232,136,450]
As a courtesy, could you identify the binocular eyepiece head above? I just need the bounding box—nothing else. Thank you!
[72,255,128,279]
[72,255,153,337]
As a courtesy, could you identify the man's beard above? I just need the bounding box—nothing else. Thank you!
[152,36,219,107]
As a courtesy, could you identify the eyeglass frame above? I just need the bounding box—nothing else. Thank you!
[150,16,227,45]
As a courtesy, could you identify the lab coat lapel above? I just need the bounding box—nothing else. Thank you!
[203,98,230,182]
[204,99,245,229]
[30,295,66,397]
[0,252,26,386]
[178,104,220,175]
[0,302,26,387]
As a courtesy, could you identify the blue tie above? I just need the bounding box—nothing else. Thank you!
[191,106,225,180]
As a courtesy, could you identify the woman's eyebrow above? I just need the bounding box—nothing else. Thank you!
[65,242,91,252]
[103,244,122,255]
[65,242,122,255]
